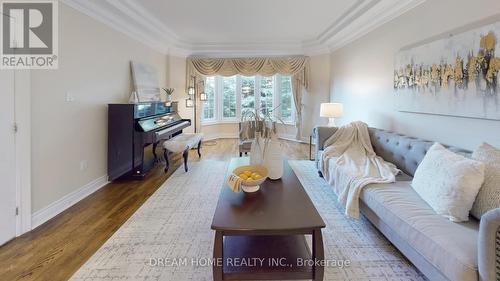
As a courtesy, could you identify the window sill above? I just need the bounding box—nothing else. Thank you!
[201,120,240,126]
[201,120,295,126]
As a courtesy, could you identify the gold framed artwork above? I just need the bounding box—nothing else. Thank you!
[394,21,500,120]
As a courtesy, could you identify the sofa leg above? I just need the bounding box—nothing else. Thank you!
[318,171,323,178]
[183,149,189,172]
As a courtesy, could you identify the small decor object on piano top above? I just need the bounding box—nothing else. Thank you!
[162,88,174,105]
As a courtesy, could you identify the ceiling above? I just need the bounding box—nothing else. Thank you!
[62,0,426,56]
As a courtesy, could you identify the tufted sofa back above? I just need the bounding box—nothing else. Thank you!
[368,128,471,176]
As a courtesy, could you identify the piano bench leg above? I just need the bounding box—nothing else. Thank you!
[183,149,189,172]
[197,140,202,158]
[164,149,169,173]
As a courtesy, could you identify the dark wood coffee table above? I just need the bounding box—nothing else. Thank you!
[211,157,326,281]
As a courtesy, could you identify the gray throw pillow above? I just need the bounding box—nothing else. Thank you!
[470,143,500,219]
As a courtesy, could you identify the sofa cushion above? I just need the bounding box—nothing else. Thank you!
[360,182,479,281]
[470,143,500,219]
[411,143,485,222]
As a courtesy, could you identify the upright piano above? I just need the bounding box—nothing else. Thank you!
[107,101,191,181]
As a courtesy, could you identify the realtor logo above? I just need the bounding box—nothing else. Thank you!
[1,0,58,69]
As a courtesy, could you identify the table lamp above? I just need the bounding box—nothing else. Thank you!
[320,103,343,127]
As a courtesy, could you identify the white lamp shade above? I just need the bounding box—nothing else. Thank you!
[320,103,343,118]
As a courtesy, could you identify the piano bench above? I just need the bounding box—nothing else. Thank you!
[163,133,204,173]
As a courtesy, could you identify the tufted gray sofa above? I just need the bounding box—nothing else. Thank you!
[313,126,500,281]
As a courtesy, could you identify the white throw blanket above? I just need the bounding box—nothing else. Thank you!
[320,121,399,219]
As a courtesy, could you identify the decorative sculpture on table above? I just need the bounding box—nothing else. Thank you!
[394,21,500,120]
[241,107,284,180]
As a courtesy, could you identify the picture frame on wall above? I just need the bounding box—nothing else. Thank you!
[394,19,500,120]
[130,61,161,103]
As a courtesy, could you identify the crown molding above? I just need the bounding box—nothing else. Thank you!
[326,0,427,52]
[61,0,426,57]
[61,0,169,54]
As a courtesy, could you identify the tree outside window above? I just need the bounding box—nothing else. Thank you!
[280,76,293,121]
[222,76,236,118]
[260,76,274,116]
[241,76,255,115]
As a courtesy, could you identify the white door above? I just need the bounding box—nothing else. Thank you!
[0,60,17,244]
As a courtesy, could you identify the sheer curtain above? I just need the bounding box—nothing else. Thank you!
[186,56,310,139]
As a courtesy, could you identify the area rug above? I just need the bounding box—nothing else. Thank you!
[71,160,426,281]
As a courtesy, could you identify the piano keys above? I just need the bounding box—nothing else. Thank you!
[107,101,191,181]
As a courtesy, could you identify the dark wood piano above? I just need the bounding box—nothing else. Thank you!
[107,101,191,181]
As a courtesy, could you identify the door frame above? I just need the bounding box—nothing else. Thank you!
[2,10,32,235]
[14,70,32,235]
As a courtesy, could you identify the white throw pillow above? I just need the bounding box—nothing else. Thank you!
[411,143,485,222]
[470,143,500,219]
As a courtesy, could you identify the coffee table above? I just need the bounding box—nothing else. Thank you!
[211,157,326,281]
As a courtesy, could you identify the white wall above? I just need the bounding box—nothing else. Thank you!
[167,54,331,142]
[167,55,194,133]
[303,54,331,138]
[31,3,168,213]
[330,0,500,150]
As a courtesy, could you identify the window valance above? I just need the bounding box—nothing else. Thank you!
[186,56,310,90]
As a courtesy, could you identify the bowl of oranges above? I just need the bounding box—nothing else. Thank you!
[232,165,268,193]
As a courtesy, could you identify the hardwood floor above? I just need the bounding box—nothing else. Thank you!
[0,138,310,281]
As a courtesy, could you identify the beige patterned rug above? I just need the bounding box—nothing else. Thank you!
[71,160,426,281]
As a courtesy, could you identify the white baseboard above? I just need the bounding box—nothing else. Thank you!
[31,175,109,229]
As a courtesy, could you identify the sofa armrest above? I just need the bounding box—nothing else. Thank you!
[312,126,337,169]
[478,208,500,281]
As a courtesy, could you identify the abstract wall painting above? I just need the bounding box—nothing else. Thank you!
[394,21,500,120]
[130,61,161,103]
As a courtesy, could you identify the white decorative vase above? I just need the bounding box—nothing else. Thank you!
[250,132,264,165]
[264,137,283,180]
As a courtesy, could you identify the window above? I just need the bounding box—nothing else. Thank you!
[279,76,293,121]
[241,76,255,115]
[203,76,216,120]
[222,76,237,119]
[201,75,294,124]
[260,76,274,116]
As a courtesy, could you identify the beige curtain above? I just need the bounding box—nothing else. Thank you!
[186,56,310,138]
